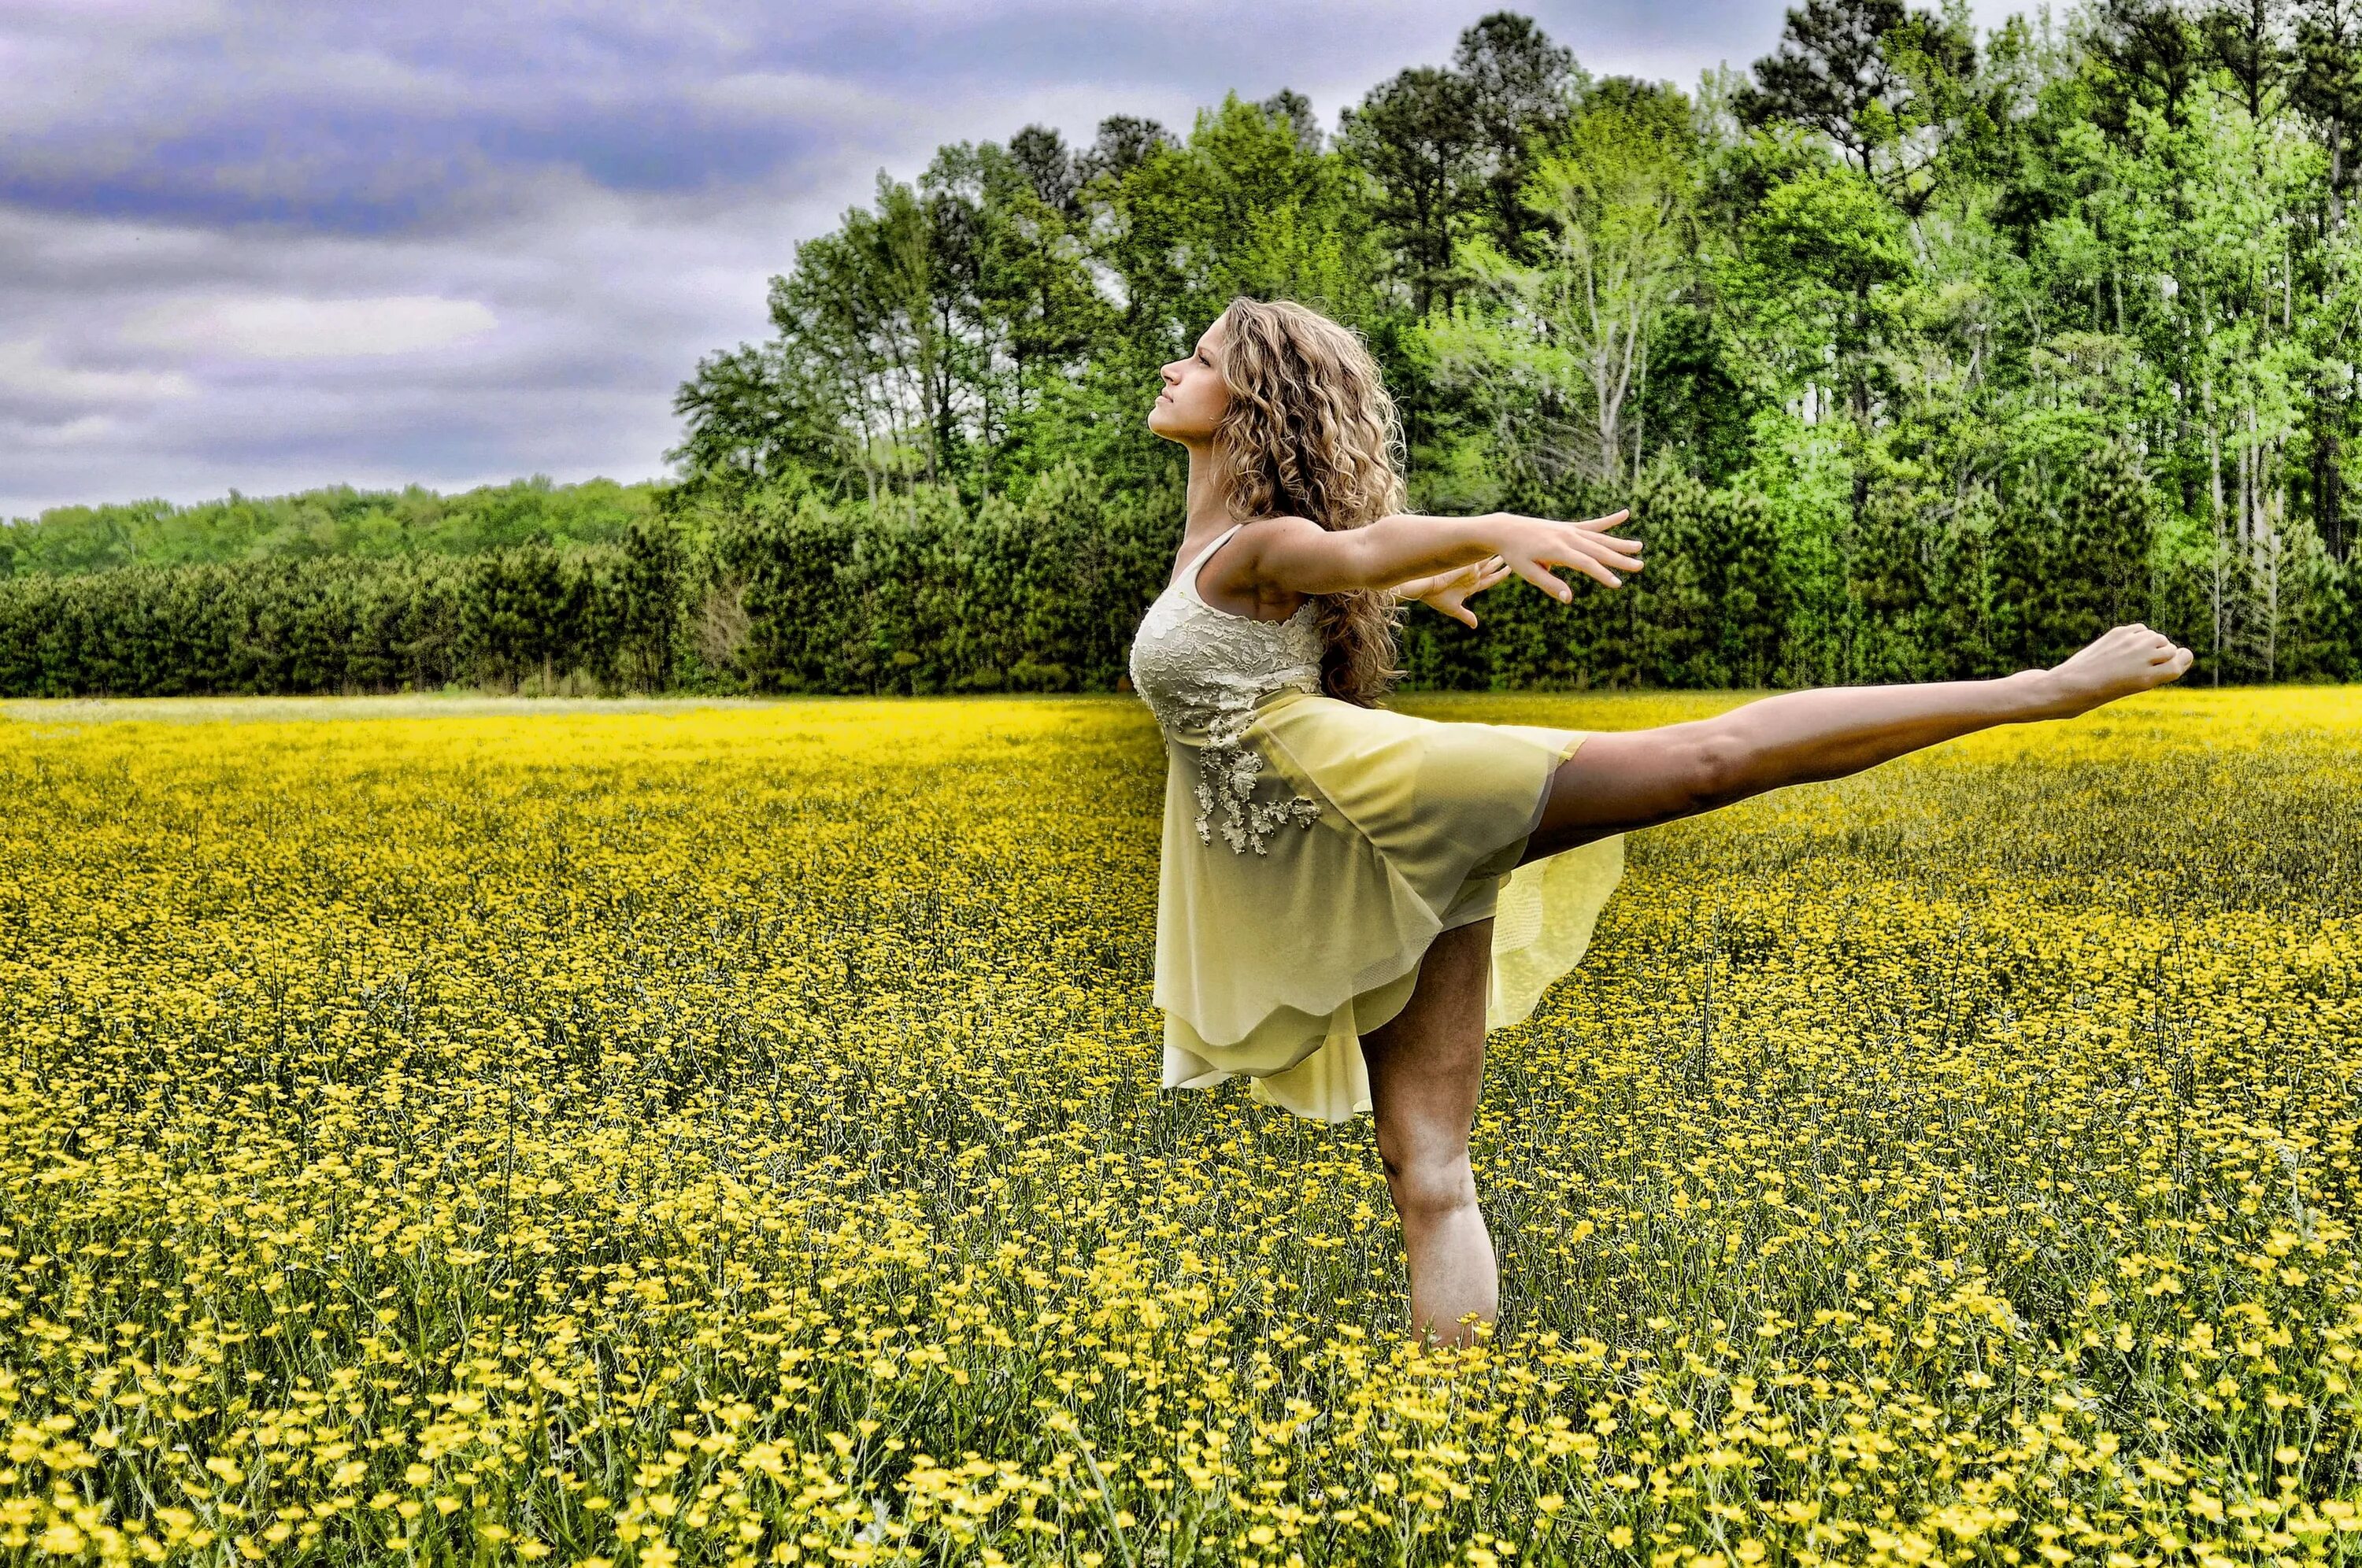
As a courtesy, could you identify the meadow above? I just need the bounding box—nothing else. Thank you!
[0,686,2356,1568]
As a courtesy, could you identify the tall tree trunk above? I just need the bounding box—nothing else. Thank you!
[2242,403,2257,551]
[2263,492,2279,682]
[1849,368,1870,529]
[1632,342,1646,490]
[2210,533,2224,687]
[2175,382,2196,517]
[2207,400,2223,536]
[2314,378,2347,559]
[2331,120,2345,229]
[2237,418,2249,552]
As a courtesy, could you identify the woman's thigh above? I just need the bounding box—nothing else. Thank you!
[1516,726,1724,867]
[1360,916,1492,1170]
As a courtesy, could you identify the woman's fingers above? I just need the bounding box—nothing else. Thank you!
[1563,510,1642,571]
[1570,511,1641,560]
[1533,548,1623,593]
[1565,526,1642,568]
[1500,509,1643,600]
[1542,532,1639,588]
[1511,560,1582,600]
[1440,559,1514,603]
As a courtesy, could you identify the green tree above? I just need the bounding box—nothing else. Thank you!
[1734,0,1979,213]
[1414,80,1704,494]
[1337,65,1486,317]
[1452,11,1588,254]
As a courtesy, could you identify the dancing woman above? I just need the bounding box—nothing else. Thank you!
[1125,297,2193,1348]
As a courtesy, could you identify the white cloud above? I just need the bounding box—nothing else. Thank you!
[122,295,499,361]
[697,68,906,125]
[0,338,194,402]
[4,413,120,449]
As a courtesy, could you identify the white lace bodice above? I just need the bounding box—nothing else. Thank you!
[1129,523,1324,735]
[1128,523,1327,855]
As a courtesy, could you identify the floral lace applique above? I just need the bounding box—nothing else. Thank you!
[1193,707,1324,855]
[1127,536,1327,855]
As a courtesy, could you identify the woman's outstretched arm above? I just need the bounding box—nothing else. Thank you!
[1240,509,1642,598]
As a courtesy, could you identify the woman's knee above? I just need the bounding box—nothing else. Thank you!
[1379,1145,1479,1224]
[1687,725,1752,808]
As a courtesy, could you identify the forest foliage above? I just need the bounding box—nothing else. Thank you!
[8,0,2362,695]
[0,476,661,578]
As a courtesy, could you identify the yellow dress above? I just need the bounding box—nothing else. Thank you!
[1127,520,1627,1123]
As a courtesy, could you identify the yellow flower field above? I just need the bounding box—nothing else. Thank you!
[0,686,2356,1567]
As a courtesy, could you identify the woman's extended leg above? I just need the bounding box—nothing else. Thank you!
[1517,624,2194,862]
[1358,915,1498,1349]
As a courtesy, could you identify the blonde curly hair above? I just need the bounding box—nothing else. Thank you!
[1209,296,1412,709]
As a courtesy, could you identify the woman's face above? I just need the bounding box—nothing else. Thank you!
[1148,312,1230,444]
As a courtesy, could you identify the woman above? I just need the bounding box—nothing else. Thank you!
[1127,296,2193,1348]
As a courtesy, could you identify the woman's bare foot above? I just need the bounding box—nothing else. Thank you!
[2020,624,2194,720]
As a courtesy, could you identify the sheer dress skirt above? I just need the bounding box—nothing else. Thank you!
[1156,686,1626,1123]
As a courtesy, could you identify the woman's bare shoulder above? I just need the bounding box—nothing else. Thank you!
[1227,515,1358,599]
[1231,514,1327,559]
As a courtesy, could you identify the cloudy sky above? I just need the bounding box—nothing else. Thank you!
[0,0,2039,520]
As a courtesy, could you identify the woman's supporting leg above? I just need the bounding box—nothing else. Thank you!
[1359,915,1498,1349]
[1518,624,2194,862]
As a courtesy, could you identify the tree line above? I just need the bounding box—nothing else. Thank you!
[0,476,661,579]
[6,0,2362,695]
[4,454,2349,699]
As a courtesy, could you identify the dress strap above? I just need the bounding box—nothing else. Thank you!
[1183,522,1247,601]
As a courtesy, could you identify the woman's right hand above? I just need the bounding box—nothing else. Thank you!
[1396,556,1516,628]
[1490,508,1643,602]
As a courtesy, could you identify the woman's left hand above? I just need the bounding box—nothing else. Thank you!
[1394,557,1516,628]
